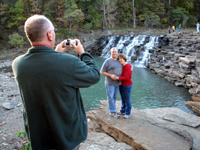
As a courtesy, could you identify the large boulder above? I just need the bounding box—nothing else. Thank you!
[87,100,193,150]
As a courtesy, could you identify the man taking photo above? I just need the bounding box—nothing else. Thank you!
[12,15,100,150]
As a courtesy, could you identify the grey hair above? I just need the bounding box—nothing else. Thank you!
[24,15,51,42]
[111,47,118,53]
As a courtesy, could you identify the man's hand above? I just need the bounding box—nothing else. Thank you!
[110,74,117,80]
[71,39,85,55]
[55,40,69,52]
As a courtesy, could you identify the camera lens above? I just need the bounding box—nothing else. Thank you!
[65,39,70,46]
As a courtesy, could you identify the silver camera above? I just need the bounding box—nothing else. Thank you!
[63,39,77,47]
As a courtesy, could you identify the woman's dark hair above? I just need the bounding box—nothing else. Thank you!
[117,53,127,62]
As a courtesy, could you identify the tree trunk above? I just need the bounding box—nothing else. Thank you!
[132,0,135,29]
[69,20,72,38]
[168,0,170,23]
[103,1,107,29]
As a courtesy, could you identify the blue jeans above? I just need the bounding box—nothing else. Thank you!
[105,84,119,113]
[119,84,132,116]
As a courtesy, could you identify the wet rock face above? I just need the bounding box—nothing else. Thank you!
[148,32,200,101]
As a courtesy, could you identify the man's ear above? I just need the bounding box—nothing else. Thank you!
[47,31,53,41]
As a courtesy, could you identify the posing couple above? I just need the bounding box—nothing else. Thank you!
[100,47,133,119]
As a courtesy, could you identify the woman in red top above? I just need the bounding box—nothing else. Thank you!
[116,53,133,119]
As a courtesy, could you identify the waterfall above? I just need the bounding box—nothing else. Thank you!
[134,36,158,67]
[123,35,146,61]
[100,35,159,68]
[100,36,117,58]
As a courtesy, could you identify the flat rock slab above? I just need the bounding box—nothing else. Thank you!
[87,100,192,150]
[141,107,200,128]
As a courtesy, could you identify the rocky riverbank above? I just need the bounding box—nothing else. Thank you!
[148,32,200,115]
[1,63,200,149]
[1,30,200,149]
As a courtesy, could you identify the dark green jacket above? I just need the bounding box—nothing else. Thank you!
[12,46,100,150]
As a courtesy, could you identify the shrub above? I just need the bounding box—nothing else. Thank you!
[70,30,76,37]
[16,131,31,150]
[9,33,26,48]
[84,23,93,29]
[186,16,198,27]
[56,28,68,39]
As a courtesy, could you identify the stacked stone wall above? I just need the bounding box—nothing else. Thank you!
[148,32,200,101]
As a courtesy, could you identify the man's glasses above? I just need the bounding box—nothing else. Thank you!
[50,28,57,33]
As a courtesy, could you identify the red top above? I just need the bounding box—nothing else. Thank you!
[118,63,133,86]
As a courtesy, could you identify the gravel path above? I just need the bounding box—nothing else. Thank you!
[0,60,27,150]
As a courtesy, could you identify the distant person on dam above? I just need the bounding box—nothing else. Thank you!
[100,47,122,118]
[111,53,133,119]
[179,24,181,32]
[197,22,200,32]
[172,25,175,32]
[163,55,165,64]
[12,14,100,150]
[168,26,171,34]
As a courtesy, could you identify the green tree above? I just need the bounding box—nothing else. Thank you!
[61,0,84,37]
[117,0,133,27]
[43,0,56,23]
[99,0,118,29]
[169,7,188,26]
[177,0,193,13]
[193,0,200,21]
[0,3,9,30]
[7,0,27,29]
[30,0,43,14]
[54,0,65,28]
[139,12,160,28]
[75,0,102,29]
[84,4,103,29]
[137,0,164,27]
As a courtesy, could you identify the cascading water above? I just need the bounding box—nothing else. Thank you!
[123,35,146,61]
[100,36,118,58]
[135,36,158,67]
[100,35,133,58]
[100,35,159,68]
